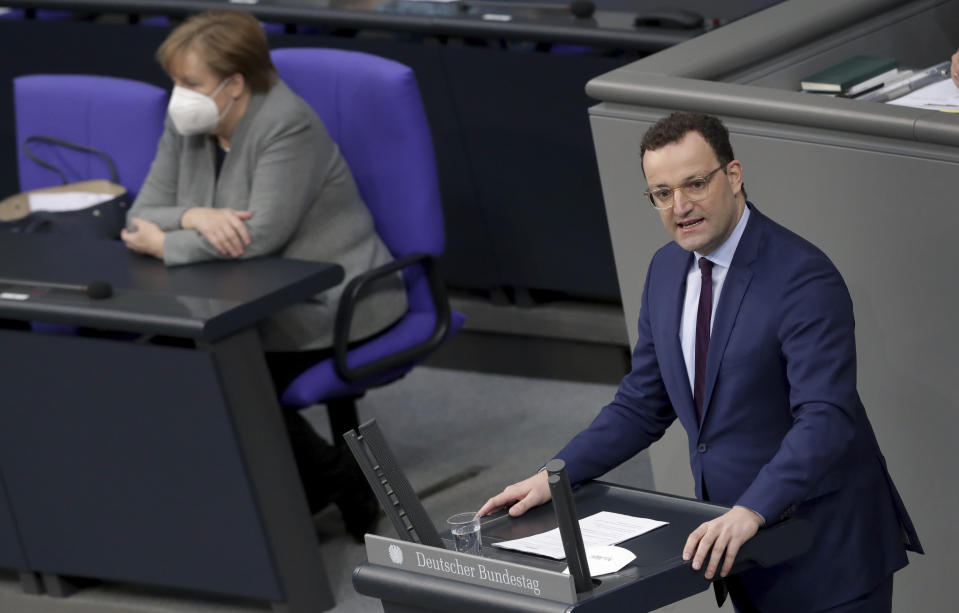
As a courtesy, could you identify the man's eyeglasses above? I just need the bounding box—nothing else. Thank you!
[643,165,726,210]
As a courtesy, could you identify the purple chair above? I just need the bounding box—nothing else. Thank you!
[271,48,465,436]
[0,9,77,20]
[13,75,166,335]
[14,75,167,199]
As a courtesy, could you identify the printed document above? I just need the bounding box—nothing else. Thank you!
[887,78,959,111]
[491,511,668,560]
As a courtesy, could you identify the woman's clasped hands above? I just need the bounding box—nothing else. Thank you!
[180,207,254,258]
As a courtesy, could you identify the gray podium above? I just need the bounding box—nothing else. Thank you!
[0,233,343,612]
[354,481,811,612]
[586,0,956,610]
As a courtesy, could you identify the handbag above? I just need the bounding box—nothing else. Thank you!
[0,136,130,239]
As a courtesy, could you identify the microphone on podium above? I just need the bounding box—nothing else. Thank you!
[546,458,593,593]
[0,278,114,300]
[458,0,596,19]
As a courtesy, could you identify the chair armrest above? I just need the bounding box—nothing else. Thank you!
[333,252,451,382]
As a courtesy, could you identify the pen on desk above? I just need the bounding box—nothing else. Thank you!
[868,77,938,103]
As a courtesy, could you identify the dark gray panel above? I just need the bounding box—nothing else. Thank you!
[444,46,627,296]
[0,330,282,600]
[205,330,335,612]
[0,469,27,572]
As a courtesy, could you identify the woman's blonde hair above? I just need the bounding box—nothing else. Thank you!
[157,10,276,92]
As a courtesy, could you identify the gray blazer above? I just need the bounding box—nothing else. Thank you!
[129,80,408,351]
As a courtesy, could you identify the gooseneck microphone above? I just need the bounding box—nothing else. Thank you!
[0,278,114,300]
[458,0,596,19]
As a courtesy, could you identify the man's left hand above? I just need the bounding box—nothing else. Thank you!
[121,218,165,260]
[683,505,764,580]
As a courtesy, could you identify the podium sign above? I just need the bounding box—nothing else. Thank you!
[365,534,576,604]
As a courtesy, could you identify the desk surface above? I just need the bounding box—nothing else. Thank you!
[356,481,811,612]
[0,233,344,340]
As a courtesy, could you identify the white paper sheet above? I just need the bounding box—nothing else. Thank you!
[491,511,668,560]
[28,191,113,212]
[0,292,30,301]
[563,545,636,577]
[887,78,959,111]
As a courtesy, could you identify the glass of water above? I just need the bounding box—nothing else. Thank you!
[447,512,482,555]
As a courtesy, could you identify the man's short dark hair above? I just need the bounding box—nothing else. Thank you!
[640,112,747,199]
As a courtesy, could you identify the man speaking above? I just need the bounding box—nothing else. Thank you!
[478,112,922,612]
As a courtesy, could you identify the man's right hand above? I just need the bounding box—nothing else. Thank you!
[477,470,551,518]
[180,207,254,258]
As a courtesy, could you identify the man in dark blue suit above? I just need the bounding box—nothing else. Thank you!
[478,112,921,612]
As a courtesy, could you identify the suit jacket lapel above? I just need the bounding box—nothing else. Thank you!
[701,207,762,425]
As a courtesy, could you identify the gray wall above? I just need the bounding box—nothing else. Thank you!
[587,0,959,610]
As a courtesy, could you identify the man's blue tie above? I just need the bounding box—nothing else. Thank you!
[694,258,714,424]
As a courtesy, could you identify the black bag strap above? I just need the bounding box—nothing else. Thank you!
[22,136,120,185]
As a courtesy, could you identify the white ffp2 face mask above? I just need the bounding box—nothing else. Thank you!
[167,77,234,136]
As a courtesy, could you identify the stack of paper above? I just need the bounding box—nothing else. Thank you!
[491,511,668,560]
[886,78,959,112]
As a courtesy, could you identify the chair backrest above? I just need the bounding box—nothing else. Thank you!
[271,48,445,261]
[0,9,76,20]
[13,75,168,198]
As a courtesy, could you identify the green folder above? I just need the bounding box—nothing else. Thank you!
[800,56,899,93]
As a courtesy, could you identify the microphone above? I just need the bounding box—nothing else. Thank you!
[84,281,115,300]
[458,0,596,19]
[546,458,593,593]
[0,278,114,300]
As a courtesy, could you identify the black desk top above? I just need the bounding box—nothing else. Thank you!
[0,233,344,340]
[356,481,811,612]
[2,0,706,51]
[480,481,809,573]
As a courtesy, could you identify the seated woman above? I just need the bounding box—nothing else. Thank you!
[121,10,408,540]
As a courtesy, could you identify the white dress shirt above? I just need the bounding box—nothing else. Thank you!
[680,206,751,393]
